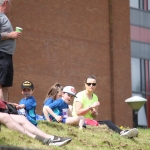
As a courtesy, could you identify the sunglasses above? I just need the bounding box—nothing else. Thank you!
[86,83,96,86]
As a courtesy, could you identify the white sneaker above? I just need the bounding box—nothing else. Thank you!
[120,128,138,138]
[43,136,72,146]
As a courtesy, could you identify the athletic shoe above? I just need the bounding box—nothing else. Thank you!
[43,136,72,146]
[120,128,138,138]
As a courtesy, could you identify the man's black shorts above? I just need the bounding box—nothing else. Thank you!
[0,51,13,87]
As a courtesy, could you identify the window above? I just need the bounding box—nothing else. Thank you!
[130,0,140,8]
[130,0,144,9]
[148,0,150,10]
[131,58,141,92]
[131,58,147,127]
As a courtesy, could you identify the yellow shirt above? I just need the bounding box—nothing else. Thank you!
[72,90,98,119]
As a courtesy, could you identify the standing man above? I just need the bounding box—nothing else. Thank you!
[0,0,22,100]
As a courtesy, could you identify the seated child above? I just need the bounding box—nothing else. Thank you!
[43,86,85,129]
[43,83,63,120]
[17,81,37,126]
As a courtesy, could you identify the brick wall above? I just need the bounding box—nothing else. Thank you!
[7,0,132,127]
[109,0,132,127]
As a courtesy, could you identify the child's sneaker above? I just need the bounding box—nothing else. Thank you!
[120,128,138,138]
[43,136,72,146]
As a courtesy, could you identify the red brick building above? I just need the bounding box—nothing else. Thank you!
[7,0,132,127]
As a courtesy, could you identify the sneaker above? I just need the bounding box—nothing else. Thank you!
[43,136,72,146]
[120,128,138,138]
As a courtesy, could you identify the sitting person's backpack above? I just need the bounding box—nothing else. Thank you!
[0,100,18,114]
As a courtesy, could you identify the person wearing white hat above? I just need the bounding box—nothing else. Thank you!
[43,86,85,129]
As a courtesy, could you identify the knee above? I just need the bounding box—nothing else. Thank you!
[18,115,27,124]
[43,106,48,113]
[0,113,10,123]
[20,115,27,121]
[77,116,84,121]
[43,107,45,112]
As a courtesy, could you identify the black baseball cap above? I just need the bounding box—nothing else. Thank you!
[21,81,34,90]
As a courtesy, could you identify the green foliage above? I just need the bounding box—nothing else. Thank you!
[0,121,150,150]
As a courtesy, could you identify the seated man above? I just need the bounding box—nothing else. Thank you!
[0,112,71,147]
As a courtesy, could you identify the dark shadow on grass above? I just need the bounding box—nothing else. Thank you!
[0,139,38,150]
[0,145,36,150]
[38,120,65,130]
[130,138,140,143]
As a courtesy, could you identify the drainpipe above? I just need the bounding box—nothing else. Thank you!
[109,0,115,122]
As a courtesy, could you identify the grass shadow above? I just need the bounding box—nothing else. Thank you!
[38,120,65,130]
[0,139,36,150]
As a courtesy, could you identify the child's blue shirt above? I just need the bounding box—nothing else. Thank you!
[49,98,68,116]
[44,97,53,106]
[43,98,68,121]
[19,96,37,126]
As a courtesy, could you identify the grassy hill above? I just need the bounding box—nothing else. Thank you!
[0,121,150,150]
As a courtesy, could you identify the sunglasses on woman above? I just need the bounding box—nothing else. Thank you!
[86,83,96,86]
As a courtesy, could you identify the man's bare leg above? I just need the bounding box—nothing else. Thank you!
[10,114,52,139]
[0,85,4,100]
[2,87,9,101]
[0,113,35,138]
[0,113,72,146]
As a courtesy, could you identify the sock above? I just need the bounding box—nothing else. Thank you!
[35,135,45,143]
[39,135,55,145]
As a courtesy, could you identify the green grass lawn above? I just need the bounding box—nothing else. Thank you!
[0,121,150,150]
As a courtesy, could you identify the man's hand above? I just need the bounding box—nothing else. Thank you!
[15,104,25,110]
[11,103,19,106]
[8,31,22,39]
[1,31,22,40]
